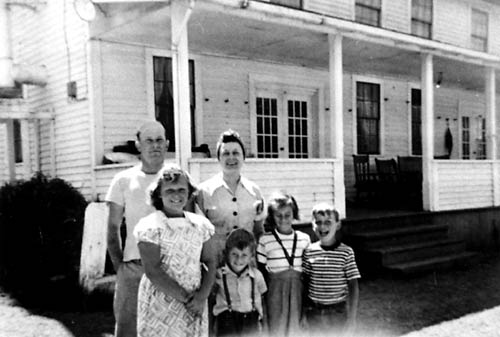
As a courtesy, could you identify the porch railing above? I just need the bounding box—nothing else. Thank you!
[432,160,500,211]
[189,158,338,221]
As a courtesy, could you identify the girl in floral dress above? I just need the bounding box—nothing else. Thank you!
[133,166,217,337]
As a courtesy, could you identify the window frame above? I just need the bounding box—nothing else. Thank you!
[408,85,422,156]
[355,0,382,27]
[471,8,488,52]
[410,0,433,39]
[145,48,204,152]
[353,76,384,155]
[461,116,471,160]
[249,73,323,159]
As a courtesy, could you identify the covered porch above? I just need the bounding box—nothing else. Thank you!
[88,0,500,218]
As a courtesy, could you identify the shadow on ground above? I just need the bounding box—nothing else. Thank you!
[1,253,500,337]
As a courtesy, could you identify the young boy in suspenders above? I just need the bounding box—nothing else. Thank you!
[213,229,267,336]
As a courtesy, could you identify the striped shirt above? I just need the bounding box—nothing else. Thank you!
[302,241,361,305]
[257,230,311,273]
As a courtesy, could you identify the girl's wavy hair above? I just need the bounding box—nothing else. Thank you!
[265,191,299,229]
[150,165,197,210]
[216,129,246,160]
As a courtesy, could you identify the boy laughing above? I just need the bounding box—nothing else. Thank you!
[302,203,360,336]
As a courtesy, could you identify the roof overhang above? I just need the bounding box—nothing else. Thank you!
[90,0,500,93]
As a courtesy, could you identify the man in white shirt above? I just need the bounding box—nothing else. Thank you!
[105,120,168,337]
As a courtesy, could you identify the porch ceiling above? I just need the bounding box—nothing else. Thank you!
[92,2,499,94]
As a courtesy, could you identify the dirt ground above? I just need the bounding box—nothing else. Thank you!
[1,252,499,337]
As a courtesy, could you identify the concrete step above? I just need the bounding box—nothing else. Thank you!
[384,251,478,275]
[346,224,449,249]
[366,239,467,265]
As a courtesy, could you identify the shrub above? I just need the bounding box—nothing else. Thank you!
[0,172,87,306]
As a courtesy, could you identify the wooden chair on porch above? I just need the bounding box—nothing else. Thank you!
[397,156,423,209]
[352,154,378,202]
[375,158,400,203]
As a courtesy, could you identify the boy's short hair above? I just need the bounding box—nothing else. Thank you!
[265,191,299,229]
[311,203,340,223]
[150,164,197,210]
[225,228,256,257]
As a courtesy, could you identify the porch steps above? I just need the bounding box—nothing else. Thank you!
[342,213,478,277]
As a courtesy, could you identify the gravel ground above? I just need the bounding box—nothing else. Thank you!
[0,253,499,337]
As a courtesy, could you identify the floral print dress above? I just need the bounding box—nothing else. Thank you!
[133,211,214,337]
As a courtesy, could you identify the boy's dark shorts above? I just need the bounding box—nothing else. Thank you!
[215,310,260,336]
[304,301,347,333]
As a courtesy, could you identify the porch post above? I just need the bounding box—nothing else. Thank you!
[328,34,346,218]
[171,0,192,170]
[421,53,435,211]
[485,67,499,206]
[485,67,496,160]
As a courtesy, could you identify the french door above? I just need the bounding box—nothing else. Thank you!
[255,90,311,159]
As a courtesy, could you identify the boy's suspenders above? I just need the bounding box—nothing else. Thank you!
[271,229,297,268]
[222,272,256,312]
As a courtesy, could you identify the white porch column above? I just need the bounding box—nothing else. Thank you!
[171,0,192,170]
[485,67,499,205]
[485,67,496,160]
[328,34,346,218]
[421,53,435,211]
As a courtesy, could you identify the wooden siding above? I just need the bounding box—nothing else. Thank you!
[305,0,352,20]
[100,41,149,155]
[434,1,469,48]
[0,0,93,197]
[190,158,336,221]
[94,159,336,221]
[435,160,495,210]
[382,0,409,33]
[200,55,328,158]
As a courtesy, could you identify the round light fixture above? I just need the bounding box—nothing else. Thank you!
[74,0,96,22]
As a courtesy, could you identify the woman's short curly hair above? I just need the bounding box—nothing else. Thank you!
[216,129,246,160]
[264,191,299,230]
[150,165,197,210]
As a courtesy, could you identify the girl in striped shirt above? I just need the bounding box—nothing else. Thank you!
[257,192,311,336]
[302,203,360,336]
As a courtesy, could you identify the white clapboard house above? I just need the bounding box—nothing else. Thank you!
[1,0,500,286]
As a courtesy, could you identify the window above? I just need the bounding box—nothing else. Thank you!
[461,116,470,159]
[269,0,301,9]
[411,0,432,39]
[13,120,23,163]
[153,56,196,151]
[355,0,381,27]
[255,91,311,158]
[411,89,422,156]
[477,117,486,159]
[471,9,488,52]
[356,82,380,154]
[256,97,279,158]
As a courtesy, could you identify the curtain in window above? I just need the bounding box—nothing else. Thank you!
[356,82,380,154]
[153,57,196,151]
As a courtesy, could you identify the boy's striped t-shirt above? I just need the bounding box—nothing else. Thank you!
[257,230,311,273]
[302,241,361,305]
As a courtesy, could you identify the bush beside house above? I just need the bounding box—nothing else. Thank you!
[0,173,87,307]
